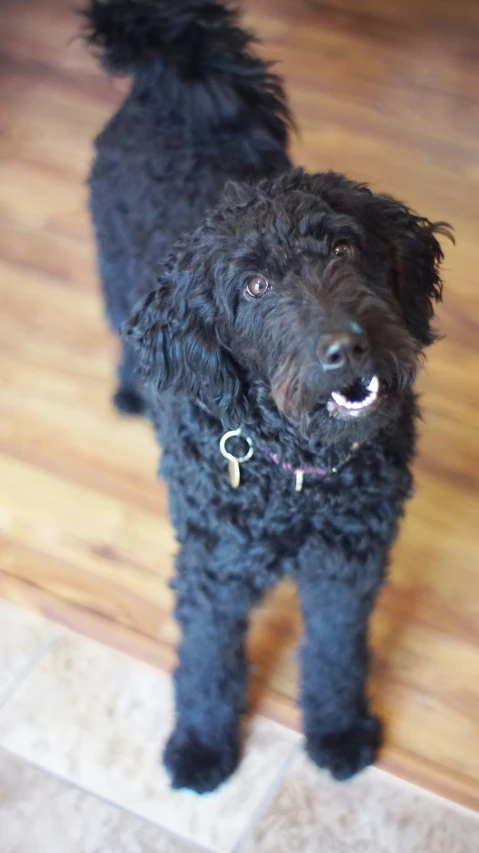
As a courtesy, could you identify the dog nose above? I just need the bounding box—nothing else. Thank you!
[317,331,370,371]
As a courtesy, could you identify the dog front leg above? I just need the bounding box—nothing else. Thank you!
[163,550,259,793]
[297,550,386,781]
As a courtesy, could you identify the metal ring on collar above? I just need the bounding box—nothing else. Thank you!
[219,428,254,463]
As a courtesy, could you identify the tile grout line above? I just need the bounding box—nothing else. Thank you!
[0,744,215,853]
[230,739,303,853]
[231,751,479,853]
[0,629,59,711]
[373,767,479,824]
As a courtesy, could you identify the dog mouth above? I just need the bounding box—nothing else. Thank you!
[327,375,381,418]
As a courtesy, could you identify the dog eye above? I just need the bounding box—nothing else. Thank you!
[245,275,269,298]
[331,240,355,259]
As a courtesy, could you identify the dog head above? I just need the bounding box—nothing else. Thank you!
[124,168,452,443]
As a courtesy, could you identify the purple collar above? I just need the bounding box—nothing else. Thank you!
[267,442,362,492]
[219,426,362,493]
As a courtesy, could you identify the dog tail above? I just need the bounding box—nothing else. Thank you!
[83,0,234,76]
[83,0,291,144]
[83,1,265,77]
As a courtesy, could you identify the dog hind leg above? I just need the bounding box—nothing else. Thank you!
[113,341,146,416]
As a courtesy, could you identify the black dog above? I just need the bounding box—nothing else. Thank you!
[85,0,452,793]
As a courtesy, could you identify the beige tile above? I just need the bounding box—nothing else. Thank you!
[0,630,299,853]
[0,600,55,699]
[241,752,479,853]
[0,748,203,853]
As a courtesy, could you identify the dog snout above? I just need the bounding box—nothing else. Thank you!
[317,330,370,371]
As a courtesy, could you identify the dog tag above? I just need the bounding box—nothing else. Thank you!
[219,428,254,489]
[295,469,304,492]
[228,458,241,489]
[228,459,241,489]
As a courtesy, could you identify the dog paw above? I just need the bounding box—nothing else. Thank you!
[306,715,382,781]
[163,728,240,793]
[113,386,145,416]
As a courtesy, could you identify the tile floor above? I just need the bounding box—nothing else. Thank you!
[0,600,478,853]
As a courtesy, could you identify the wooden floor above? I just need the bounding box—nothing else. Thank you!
[1,0,478,810]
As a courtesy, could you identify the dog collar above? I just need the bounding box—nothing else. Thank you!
[219,427,362,492]
[267,443,362,492]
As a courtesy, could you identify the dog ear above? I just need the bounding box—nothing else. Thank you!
[367,198,453,346]
[303,171,454,346]
[123,267,243,418]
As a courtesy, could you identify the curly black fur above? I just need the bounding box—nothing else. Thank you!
[86,0,453,792]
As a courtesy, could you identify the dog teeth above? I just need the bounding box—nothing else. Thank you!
[331,390,349,407]
[330,375,379,412]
